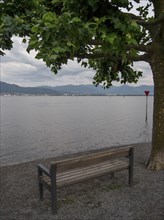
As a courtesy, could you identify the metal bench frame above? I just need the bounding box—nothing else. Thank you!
[38,146,134,214]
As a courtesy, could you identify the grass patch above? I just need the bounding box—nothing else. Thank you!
[58,196,75,207]
[102,183,124,192]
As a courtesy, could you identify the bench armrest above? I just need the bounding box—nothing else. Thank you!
[38,164,51,177]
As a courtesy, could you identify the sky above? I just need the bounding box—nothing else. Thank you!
[0,1,154,87]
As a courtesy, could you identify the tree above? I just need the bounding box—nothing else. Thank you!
[0,0,163,170]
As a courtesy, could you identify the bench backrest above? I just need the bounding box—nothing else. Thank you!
[51,146,133,173]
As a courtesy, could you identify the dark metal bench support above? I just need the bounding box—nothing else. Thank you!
[37,146,134,214]
[129,147,134,187]
[51,165,57,214]
[38,167,43,200]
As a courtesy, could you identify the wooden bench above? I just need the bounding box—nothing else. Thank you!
[37,146,134,214]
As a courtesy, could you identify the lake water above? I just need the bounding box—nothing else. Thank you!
[0,96,153,166]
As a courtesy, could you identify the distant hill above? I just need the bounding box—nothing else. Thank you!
[0,81,154,96]
[0,81,60,95]
[49,84,154,95]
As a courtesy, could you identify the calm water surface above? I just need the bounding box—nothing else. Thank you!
[0,96,153,166]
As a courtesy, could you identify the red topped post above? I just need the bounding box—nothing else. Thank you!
[145,90,150,96]
[144,90,150,122]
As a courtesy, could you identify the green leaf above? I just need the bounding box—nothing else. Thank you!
[67,41,75,48]
[127,38,138,46]
[81,61,88,67]
[42,12,56,22]
[22,38,26,43]
[51,0,62,3]
[105,33,117,44]
[130,20,139,31]
[50,55,58,60]
[53,46,66,53]
[31,25,39,33]
[88,0,99,11]
[70,17,81,23]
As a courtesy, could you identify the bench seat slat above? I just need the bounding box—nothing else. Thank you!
[57,161,128,188]
[41,160,128,188]
[39,177,51,191]
[57,160,126,179]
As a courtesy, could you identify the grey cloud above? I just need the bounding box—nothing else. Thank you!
[1,37,153,87]
[133,61,153,85]
[1,37,95,87]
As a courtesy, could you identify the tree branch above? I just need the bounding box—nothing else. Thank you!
[127,44,152,53]
[125,12,164,27]
[137,12,164,26]
[87,41,151,53]
[75,52,114,60]
[74,51,150,62]
[125,13,141,21]
[89,39,103,45]
[130,53,150,62]
[0,50,5,56]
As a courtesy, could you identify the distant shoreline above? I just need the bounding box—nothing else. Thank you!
[1,81,154,96]
[1,142,151,168]
[1,94,154,96]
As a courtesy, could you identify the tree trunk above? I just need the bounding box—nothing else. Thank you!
[147,43,164,170]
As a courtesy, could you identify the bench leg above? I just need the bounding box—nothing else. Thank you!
[38,167,43,200]
[129,147,134,187]
[111,173,115,178]
[51,186,57,214]
[38,182,43,200]
[128,167,133,187]
[51,165,57,214]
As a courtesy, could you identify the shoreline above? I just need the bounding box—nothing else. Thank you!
[0,142,151,168]
[1,142,164,220]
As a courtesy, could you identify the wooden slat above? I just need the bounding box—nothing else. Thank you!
[57,160,126,179]
[41,161,119,186]
[41,160,128,188]
[57,163,126,184]
[52,146,131,172]
[57,152,128,172]
[53,146,130,164]
[57,161,128,188]
[41,175,51,185]
[39,176,51,191]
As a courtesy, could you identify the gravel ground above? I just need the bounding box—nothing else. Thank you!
[0,143,164,220]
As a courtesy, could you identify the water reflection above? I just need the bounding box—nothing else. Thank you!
[136,122,152,143]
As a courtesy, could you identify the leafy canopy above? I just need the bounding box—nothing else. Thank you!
[0,0,153,87]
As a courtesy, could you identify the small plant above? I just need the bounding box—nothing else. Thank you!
[58,196,75,207]
[102,183,124,192]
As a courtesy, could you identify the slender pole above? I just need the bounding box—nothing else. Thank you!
[144,91,149,123]
[145,95,148,122]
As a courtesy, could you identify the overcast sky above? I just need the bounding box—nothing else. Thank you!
[0,1,154,87]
